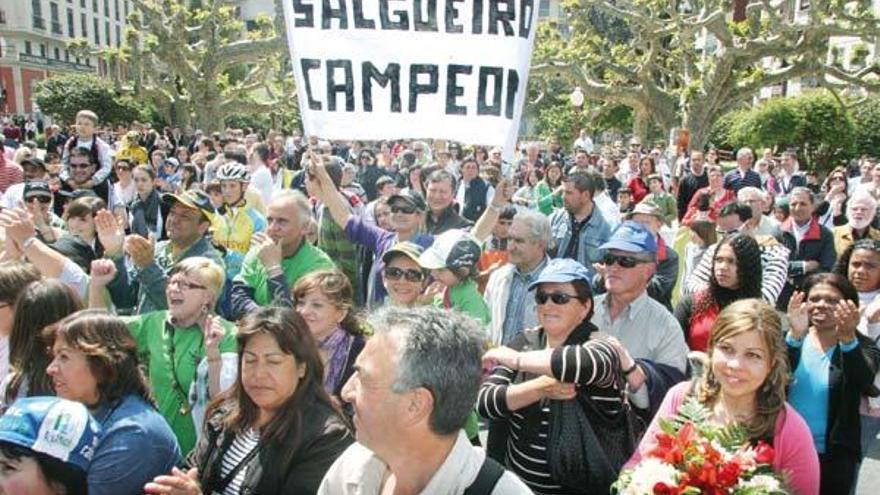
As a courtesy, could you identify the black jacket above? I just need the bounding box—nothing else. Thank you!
[460,177,490,222]
[787,334,880,459]
[676,169,708,221]
[188,391,353,495]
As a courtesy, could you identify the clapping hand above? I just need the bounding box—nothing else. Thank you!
[125,233,156,269]
[95,209,125,256]
[143,467,202,495]
[834,299,860,344]
[786,291,810,339]
[0,208,36,246]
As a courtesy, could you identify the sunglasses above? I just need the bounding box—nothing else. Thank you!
[391,205,417,215]
[603,253,651,268]
[384,266,425,282]
[26,195,52,204]
[535,291,582,305]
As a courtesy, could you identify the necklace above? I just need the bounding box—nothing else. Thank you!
[164,321,204,416]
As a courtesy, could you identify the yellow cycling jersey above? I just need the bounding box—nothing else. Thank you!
[210,202,267,276]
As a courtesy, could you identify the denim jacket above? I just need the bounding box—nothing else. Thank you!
[549,207,611,278]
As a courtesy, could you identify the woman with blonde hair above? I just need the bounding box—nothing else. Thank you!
[88,256,238,455]
[628,299,820,495]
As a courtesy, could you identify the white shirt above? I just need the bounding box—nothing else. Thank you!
[318,432,532,495]
[574,136,594,153]
[593,191,620,229]
[250,164,274,206]
[792,219,811,247]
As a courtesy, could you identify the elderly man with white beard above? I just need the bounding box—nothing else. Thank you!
[833,191,880,255]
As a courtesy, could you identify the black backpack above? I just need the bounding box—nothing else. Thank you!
[463,456,505,495]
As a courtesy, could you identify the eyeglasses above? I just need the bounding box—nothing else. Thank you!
[26,196,52,204]
[116,166,131,172]
[390,205,417,215]
[168,277,206,291]
[603,253,651,268]
[383,266,425,282]
[535,291,583,305]
[715,225,744,235]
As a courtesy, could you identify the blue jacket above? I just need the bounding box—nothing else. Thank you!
[88,394,181,495]
[549,207,612,278]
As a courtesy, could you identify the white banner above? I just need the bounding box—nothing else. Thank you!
[281,0,539,155]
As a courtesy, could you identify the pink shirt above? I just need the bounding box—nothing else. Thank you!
[627,381,820,495]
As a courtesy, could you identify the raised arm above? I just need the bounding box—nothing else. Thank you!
[307,155,353,229]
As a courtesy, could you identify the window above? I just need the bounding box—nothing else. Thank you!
[538,0,550,17]
[67,8,74,37]
[104,0,109,17]
[0,9,6,24]
[25,41,33,55]
[50,2,62,34]
[65,49,70,61]
[32,0,45,29]
[80,12,86,37]
[115,25,120,47]
[80,0,85,7]
[93,17,99,44]
[105,21,110,46]
[54,46,60,60]
[124,0,128,18]
[92,0,98,13]
[40,43,47,58]
[114,0,119,20]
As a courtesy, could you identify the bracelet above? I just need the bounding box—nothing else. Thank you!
[623,362,639,376]
[22,236,38,250]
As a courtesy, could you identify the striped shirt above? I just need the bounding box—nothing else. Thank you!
[219,428,260,495]
[0,159,22,194]
[477,336,622,494]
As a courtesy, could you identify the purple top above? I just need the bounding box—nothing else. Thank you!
[344,215,433,306]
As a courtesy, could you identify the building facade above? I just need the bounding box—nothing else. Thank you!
[0,0,132,115]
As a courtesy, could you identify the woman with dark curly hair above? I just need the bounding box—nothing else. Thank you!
[45,310,181,495]
[674,234,763,352]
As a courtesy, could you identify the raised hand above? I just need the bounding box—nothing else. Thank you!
[254,234,283,269]
[95,209,125,256]
[203,314,224,360]
[482,346,520,371]
[0,208,36,246]
[786,291,810,339]
[89,259,118,287]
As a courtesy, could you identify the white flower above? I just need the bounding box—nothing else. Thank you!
[622,458,679,495]
[736,474,783,492]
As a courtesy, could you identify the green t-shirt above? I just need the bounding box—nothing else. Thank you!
[124,310,237,455]
[435,279,491,327]
[234,241,335,306]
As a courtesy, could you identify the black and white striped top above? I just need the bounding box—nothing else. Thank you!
[477,338,623,495]
[218,428,260,495]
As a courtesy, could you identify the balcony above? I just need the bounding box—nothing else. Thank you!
[52,21,63,35]
[33,16,46,30]
[19,52,94,72]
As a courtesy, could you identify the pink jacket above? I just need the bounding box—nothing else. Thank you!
[626,381,820,495]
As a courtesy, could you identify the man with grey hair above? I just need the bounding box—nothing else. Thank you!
[229,189,335,319]
[484,209,551,345]
[319,307,531,494]
[738,186,783,240]
[833,191,880,255]
[723,147,762,193]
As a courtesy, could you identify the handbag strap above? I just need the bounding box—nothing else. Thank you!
[463,456,505,495]
[213,439,263,493]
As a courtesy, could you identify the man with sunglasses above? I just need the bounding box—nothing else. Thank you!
[590,220,689,415]
[1,156,49,209]
[59,147,119,215]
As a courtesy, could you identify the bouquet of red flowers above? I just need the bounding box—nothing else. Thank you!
[613,399,788,494]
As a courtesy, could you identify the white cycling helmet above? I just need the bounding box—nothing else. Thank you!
[216,162,250,182]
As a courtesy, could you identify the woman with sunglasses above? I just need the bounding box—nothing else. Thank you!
[112,159,137,207]
[787,273,880,494]
[380,242,428,307]
[129,165,167,239]
[88,256,238,456]
[479,258,634,494]
[674,234,763,352]
[817,166,850,228]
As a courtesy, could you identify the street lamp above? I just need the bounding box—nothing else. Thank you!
[569,86,585,140]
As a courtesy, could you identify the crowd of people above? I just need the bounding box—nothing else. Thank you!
[0,110,877,494]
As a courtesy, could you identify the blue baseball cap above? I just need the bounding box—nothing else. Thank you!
[599,220,657,254]
[0,397,101,473]
[527,258,594,291]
